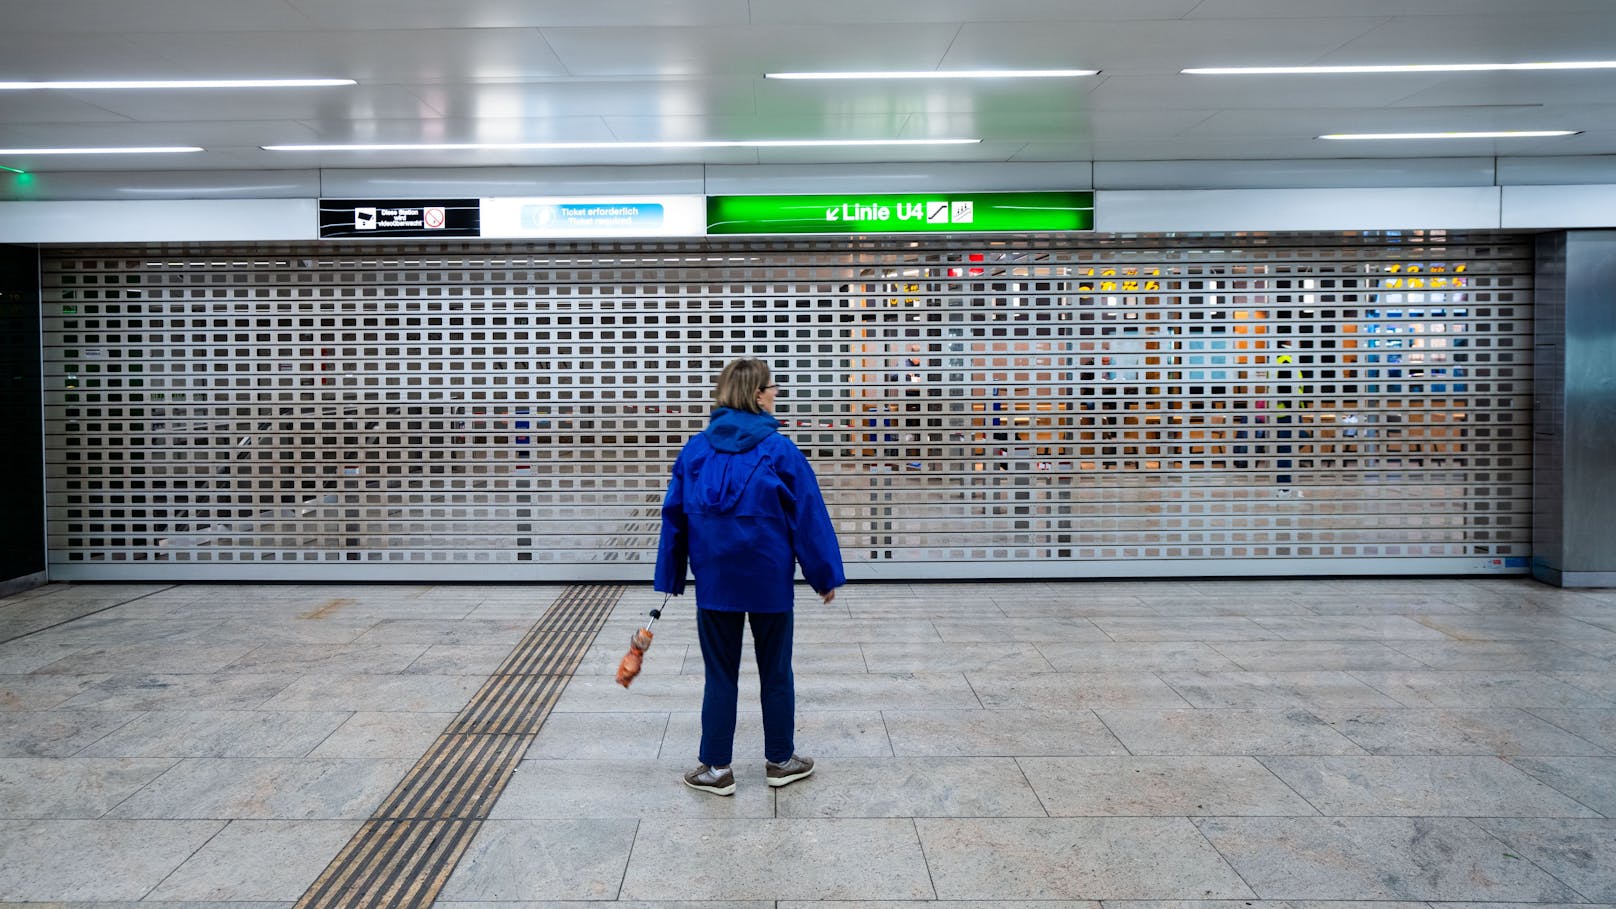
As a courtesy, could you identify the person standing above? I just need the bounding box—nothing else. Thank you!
[654,358,845,795]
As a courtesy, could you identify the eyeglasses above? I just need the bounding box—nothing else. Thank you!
[761,383,779,391]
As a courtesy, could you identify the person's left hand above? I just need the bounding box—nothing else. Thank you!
[821,589,836,605]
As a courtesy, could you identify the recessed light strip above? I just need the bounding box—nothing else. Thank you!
[1319,130,1579,140]
[264,138,982,152]
[766,69,1097,79]
[0,146,204,154]
[1186,61,1616,75]
[0,79,356,90]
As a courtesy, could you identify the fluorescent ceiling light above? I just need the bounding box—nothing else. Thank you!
[264,138,981,151]
[0,79,356,90]
[1185,62,1616,75]
[1319,130,1579,140]
[0,146,204,154]
[767,69,1097,79]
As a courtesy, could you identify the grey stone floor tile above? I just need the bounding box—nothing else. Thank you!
[1257,755,1600,817]
[0,673,111,710]
[58,673,297,711]
[861,641,1056,672]
[1386,640,1615,671]
[1312,707,1612,756]
[0,902,291,909]
[793,618,944,643]
[1551,670,1616,700]
[1472,818,1616,901]
[1528,708,1616,751]
[185,618,376,646]
[0,709,137,757]
[993,599,1162,618]
[1100,902,1427,909]
[439,818,641,901]
[496,759,776,818]
[969,671,1192,709]
[528,712,670,760]
[441,903,772,909]
[1194,816,1582,901]
[1090,616,1283,641]
[1249,615,1453,641]
[884,707,1125,757]
[351,618,532,646]
[775,756,1047,818]
[554,673,718,712]
[0,757,176,818]
[1157,671,1404,709]
[104,757,412,820]
[403,643,519,675]
[661,709,894,759]
[1349,670,1615,709]
[146,819,360,901]
[621,818,934,900]
[1211,641,1429,672]
[220,643,430,675]
[35,642,262,675]
[0,818,224,901]
[1303,597,1481,616]
[931,617,1110,643]
[917,817,1255,900]
[1038,642,1241,672]
[76,710,351,758]
[305,711,456,759]
[1096,709,1368,756]
[797,672,983,710]
[1410,615,1616,645]
[1019,756,1320,816]
[0,640,93,673]
[1505,756,1616,816]
[257,673,482,712]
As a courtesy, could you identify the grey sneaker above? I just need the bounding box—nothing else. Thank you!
[765,754,815,788]
[683,764,735,796]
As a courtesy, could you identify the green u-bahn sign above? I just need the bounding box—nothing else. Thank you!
[706,190,1094,235]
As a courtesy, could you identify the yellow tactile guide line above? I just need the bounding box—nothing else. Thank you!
[294,583,624,909]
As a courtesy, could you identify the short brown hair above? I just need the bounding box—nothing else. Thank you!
[712,358,773,413]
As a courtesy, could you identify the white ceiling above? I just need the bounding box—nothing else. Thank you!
[2,0,1614,178]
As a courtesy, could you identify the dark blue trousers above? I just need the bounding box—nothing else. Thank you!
[696,607,795,766]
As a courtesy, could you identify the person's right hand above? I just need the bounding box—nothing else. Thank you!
[821,589,836,605]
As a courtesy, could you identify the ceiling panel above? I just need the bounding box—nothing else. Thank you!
[1321,13,1616,63]
[3,0,314,34]
[944,19,1386,73]
[755,78,1102,117]
[748,0,1201,25]
[0,33,189,81]
[1185,0,1612,17]
[286,116,618,144]
[46,86,440,124]
[539,25,962,77]
[410,78,758,120]
[1,1,1613,176]
[286,0,751,30]
[120,29,569,82]
[1083,74,1452,111]
[1186,106,1583,137]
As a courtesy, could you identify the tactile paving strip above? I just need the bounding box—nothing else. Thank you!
[293,582,622,909]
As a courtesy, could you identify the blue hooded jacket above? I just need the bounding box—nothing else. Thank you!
[654,407,845,612]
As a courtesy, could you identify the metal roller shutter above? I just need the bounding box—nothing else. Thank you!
[42,232,1533,580]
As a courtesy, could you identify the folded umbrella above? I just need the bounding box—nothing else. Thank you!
[615,601,665,688]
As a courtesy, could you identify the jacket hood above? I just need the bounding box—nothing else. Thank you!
[703,406,780,453]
